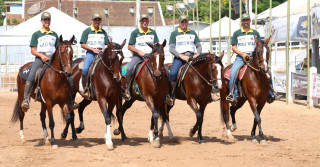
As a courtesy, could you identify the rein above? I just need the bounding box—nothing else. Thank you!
[99,48,123,75]
[44,45,72,76]
[246,43,269,72]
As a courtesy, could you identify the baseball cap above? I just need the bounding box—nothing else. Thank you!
[92,13,102,19]
[140,14,149,20]
[179,14,188,22]
[241,13,250,20]
[41,12,51,20]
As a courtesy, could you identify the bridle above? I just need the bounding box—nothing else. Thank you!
[44,41,73,77]
[246,43,269,73]
[143,44,164,80]
[99,47,123,75]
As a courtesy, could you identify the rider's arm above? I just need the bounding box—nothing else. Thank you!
[31,47,49,62]
[194,42,202,58]
[128,44,145,57]
[232,45,247,59]
[169,44,189,61]
[81,43,101,54]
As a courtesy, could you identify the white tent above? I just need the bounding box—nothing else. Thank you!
[0,7,87,46]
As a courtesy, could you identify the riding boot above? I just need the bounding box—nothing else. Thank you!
[165,81,176,106]
[67,76,79,111]
[81,74,89,99]
[21,81,33,110]
[122,73,132,101]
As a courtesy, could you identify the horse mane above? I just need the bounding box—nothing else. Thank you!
[191,53,209,65]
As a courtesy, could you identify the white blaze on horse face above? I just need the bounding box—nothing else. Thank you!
[216,64,222,89]
[156,53,160,70]
[262,47,268,70]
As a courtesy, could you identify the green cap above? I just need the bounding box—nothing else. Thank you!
[92,13,102,19]
[41,12,51,20]
[241,13,250,20]
[179,14,188,22]
[140,14,149,20]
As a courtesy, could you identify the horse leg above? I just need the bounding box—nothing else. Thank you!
[76,99,92,133]
[40,103,50,145]
[249,101,266,144]
[19,111,26,143]
[145,97,160,148]
[230,106,238,132]
[148,115,155,142]
[196,104,206,144]
[98,98,114,150]
[220,94,234,140]
[114,99,134,141]
[159,104,173,140]
[70,111,77,141]
[187,98,199,139]
[47,106,58,149]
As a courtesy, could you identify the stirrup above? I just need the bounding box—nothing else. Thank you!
[164,94,174,106]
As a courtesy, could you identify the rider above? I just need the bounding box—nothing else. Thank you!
[123,14,159,101]
[226,13,276,104]
[79,13,109,98]
[21,12,78,111]
[166,14,202,106]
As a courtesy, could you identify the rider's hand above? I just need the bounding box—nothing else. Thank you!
[138,50,146,57]
[179,54,190,62]
[41,54,49,62]
[193,53,200,59]
[92,48,102,54]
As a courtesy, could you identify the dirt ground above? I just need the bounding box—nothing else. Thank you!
[0,91,320,167]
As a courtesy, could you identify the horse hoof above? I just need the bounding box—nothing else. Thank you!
[199,140,205,144]
[44,139,50,146]
[113,129,120,135]
[106,143,114,150]
[189,129,195,137]
[61,132,67,139]
[21,138,27,144]
[230,125,237,132]
[159,132,164,139]
[72,135,78,141]
[52,145,58,149]
[151,138,160,148]
[260,140,267,145]
[252,139,258,143]
[76,127,84,134]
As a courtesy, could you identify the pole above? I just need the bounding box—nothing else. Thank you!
[240,0,242,25]
[5,8,7,74]
[136,0,140,28]
[154,6,156,31]
[196,0,199,37]
[228,0,231,65]
[307,0,311,107]
[255,0,257,29]
[108,18,110,35]
[173,2,176,31]
[269,0,272,68]
[286,0,290,104]
[73,0,75,18]
[219,0,221,55]
[58,0,61,11]
[193,6,195,31]
[210,0,212,52]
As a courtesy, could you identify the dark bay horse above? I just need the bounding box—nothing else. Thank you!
[62,40,126,150]
[113,40,169,148]
[157,52,225,144]
[11,35,76,148]
[220,37,271,144]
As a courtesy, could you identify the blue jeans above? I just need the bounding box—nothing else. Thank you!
[82,51,97,75]
[169,57,187,82]
[229,55,245,99]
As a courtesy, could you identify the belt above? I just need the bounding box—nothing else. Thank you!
[40,52,53,58]
[182,51,194,57]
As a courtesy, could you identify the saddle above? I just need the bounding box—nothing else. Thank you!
[224,64,249,99]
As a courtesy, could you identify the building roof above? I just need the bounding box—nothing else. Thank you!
[24,0,165,26]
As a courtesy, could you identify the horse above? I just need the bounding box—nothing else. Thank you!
[155,51,225,144]
[61,40,126,150]
[112,40,168,148]
[220,37,271,144]
[11,35,76,149]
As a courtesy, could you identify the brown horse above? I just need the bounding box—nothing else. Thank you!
[61,40,126,150]
[112,40,168,148]
[156,52,225,144]
[11,35,76,148]
[220,37,271,144]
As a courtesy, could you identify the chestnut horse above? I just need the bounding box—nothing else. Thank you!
[61,40,126,150]
[220,37,271,144]
[11,35,76,148]
[113,40,168,148]
[157,52,225,144]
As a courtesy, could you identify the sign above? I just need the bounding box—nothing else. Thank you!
[272,71,286,93]
[311,6,320,39]
[291,72,307,96]
[312,74,320,98]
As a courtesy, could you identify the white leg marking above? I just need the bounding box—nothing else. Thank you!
[104,125,112,145]
[166,120,173,140]
[148,130,154,142]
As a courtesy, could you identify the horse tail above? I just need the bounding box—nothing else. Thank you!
[10,97,20,124]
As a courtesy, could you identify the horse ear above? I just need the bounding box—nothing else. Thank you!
[265,36,271,45]
[254,37,260,45]
[59,35,63,43]
[146,42,154,49]
[70,35,75,45]
[162,39,166,47]
[120,39,126,49]
[220,50,225,60]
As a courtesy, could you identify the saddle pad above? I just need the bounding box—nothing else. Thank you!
[121,64,129,77]
[224,65,248,81]
[19,66,31,81]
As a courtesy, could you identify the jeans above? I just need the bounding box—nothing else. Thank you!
[126,55,144,78]
[82,51,97,75]
[169,57,187,82]
[27,57,44,83]
[229,55,245,99]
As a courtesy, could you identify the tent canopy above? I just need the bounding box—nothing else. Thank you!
[0,7,87,46]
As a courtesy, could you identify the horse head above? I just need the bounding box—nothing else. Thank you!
[146,40,166,79]
[209,51,224,91]
[57,35,75,77]
[254,36,270,73]
[105,39,126,83]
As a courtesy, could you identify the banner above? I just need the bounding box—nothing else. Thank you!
[311,6,320,39]
[272,71,286,93]
[312,74,320,98]
[291,72,307,96]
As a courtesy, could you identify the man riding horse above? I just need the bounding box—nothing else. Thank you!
[123,14,160,100]
[226,13,276,105]
[21,12,78,111]
[79,13,109,99]
[165,14,202,106]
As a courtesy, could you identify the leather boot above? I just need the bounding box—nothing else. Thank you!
[165,81,176,106]
[21,81,33,110]
[81,74,89,99]
[122,73,132,101]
